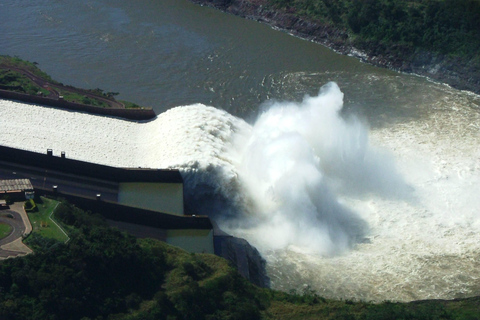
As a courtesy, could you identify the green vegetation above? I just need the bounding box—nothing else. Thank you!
[0,55,146,109]
[0,223,13,240]
[58,90,110,108]
[0,199,479,319]
[23,199,37,213]
[121,100,143,109]
[267,0,480,63]
[0,69,50,96]
[0,55,56,82]
[25,197,69,243]
[0,201,265,320]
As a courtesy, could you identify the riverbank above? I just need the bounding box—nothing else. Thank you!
[191,0,480,95]
[0,56,156,120]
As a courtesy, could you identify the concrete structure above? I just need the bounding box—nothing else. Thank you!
[118,181,184,216]
[0,145,184,215]
[107,220,215,254]
[166,229,215,253]
[0,145,215,254]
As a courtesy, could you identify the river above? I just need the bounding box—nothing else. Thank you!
[2,0,409,120]
[1,0,480,302]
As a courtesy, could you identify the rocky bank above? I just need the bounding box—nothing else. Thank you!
[191,0,480,95]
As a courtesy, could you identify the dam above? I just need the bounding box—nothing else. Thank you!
[1,0,480,302]
[1,81,480,300]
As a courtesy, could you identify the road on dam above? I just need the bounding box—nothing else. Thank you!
[0,160,119,202]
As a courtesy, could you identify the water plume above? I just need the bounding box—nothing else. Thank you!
[226,82,407,255]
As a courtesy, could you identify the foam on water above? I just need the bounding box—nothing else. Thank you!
[222,82,409,256]
[1,81,479,302]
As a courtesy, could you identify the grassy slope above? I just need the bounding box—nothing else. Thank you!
[26,197,69,243]
[111,239,480,320]
[0,55,56,82]
[0,69,51,96]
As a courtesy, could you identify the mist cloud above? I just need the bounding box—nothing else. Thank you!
[226,82,408,255]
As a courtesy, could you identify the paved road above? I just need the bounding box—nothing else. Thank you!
[0,208,31,259]
[0,210,25,246]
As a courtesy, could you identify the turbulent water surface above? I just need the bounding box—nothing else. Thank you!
[1,0,480,302]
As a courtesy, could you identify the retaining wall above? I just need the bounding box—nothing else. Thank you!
[42,190,212,230]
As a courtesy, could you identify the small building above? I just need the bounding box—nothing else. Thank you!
[0,179,34,201]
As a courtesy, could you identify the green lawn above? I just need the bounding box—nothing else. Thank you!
[27,197,69,243]
[0,222,13,240]
[0,55,56,82]
[0,69,50,96]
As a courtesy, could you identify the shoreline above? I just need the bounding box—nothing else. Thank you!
[191,0,480,96]
[0,56,157,121]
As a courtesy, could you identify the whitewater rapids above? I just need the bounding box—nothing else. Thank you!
[1,82,479,302]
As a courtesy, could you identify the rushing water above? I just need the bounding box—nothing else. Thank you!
[1,0,480,302]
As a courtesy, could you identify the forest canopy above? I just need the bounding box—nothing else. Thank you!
[0,200,479,319]
[267,0,480,60]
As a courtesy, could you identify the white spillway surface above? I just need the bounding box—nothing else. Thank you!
[1,81,479,302]
[0,99,246,171]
